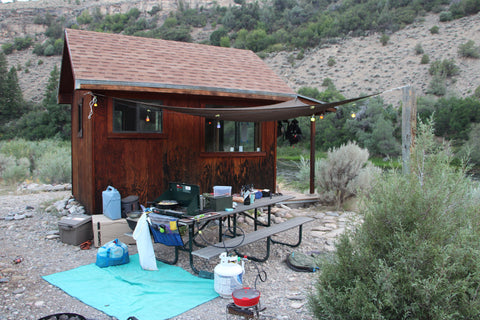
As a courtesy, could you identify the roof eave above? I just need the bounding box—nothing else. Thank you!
[74,79,296,101]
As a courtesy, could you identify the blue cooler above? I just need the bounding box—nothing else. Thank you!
[102,186,121,220]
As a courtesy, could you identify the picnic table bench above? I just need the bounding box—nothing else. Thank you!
[192,216,314,262]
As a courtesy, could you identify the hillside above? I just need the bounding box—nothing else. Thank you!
[1,0,479,106]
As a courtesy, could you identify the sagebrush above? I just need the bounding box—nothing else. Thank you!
[0,139,71,185]
[309,120,480,319]
[304,141,381,209]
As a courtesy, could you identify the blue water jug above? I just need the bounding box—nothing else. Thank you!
[102,186,121,220]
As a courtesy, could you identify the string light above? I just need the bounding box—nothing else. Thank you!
[146,109,151,122]
[319,114,324,120]
[310,115,315,122]
[84,92,98,120]
[217,121,221,129]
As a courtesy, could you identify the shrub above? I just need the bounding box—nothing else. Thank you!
[0,155,30,184]
[430,25,439,34]
[414,43,423,55]
[475,85,480,98]
[427,74,446,96]
[34,147,72,184]
[439,11,453,21]
[0,139,71,185]
[460,123,480,166]
[380,33,389,46]
[458,40,480,58]
[2,43,14,55]
[314,141,378,209]
[327,56,336,66]
[420,53,430,64]
[309,120,480,319]
[322,77,334,87]
[14,36,33,51]
[429,59,460,77]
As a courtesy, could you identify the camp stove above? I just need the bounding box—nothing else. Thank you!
[226,288,265,320]
[150,182,201,218]
[226,302,264,320]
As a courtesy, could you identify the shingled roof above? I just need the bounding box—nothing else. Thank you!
[58,28,295,103]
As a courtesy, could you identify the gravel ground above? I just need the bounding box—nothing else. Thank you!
[0,188,359,320]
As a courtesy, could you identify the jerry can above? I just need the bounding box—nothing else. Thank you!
[102,186,121,220]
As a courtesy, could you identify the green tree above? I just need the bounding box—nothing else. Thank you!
[0,52,8,125]
[15,66,71,140]
[433,96,480,142]
[0,53,24,132]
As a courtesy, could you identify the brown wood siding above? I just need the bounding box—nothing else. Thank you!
[71,91,280,214]
[71,91,94,213]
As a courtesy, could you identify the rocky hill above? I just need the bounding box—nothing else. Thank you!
[1,0,479,106]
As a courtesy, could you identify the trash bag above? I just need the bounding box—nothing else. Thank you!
[133,212,158,271]
[95,238,129,268]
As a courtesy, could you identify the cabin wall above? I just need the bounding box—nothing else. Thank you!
[71,91,94,213]
[71,91,279,214]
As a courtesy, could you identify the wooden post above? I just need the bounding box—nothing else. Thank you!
[310,117,315,194]
[402,85,417,175]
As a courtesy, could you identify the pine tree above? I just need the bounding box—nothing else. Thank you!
[0,52,8,125]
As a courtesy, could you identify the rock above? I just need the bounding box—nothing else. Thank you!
[312,225,333,232]
[311,230,326,238]
[324,228,345,239]
[13,287,25,294]
[286,293,306,300]
[273,216,285,224]
[290,301,305,309]
[34,300,45,307]
[325,211,339,217]
[14,214,26,220]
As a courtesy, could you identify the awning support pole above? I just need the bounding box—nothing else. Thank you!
[310,118,315,194]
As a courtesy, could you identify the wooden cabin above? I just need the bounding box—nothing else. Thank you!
[58,28,316,214]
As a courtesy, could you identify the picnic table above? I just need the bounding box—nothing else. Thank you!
[153,194,314,275]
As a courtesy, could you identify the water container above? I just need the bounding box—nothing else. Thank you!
[214,252,244,298]
[103,186,121,220]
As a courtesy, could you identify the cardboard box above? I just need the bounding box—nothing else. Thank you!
[58,215,93,246]
[92,214,136,247]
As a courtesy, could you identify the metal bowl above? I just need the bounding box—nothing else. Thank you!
[127,210,142,219]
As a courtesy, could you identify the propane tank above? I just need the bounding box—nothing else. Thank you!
[214,252,244,298]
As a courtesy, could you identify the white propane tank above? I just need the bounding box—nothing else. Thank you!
[214,252,244,298]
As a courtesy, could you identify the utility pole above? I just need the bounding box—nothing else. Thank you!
[402,85,417,175]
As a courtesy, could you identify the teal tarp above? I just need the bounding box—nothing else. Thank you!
[43,254,218,320]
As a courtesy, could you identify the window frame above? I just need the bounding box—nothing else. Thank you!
[108,98,166,139]
[202,105,264,155]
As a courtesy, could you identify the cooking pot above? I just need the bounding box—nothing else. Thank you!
[232,287,260,307]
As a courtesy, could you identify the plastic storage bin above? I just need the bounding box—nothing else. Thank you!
[102,186,121,220]
[213,186,232,197]
[58,215,93,245]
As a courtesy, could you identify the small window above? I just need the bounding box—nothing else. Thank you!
[205,119,261,152]
[77,98,83,138]
[113,99,162,133]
